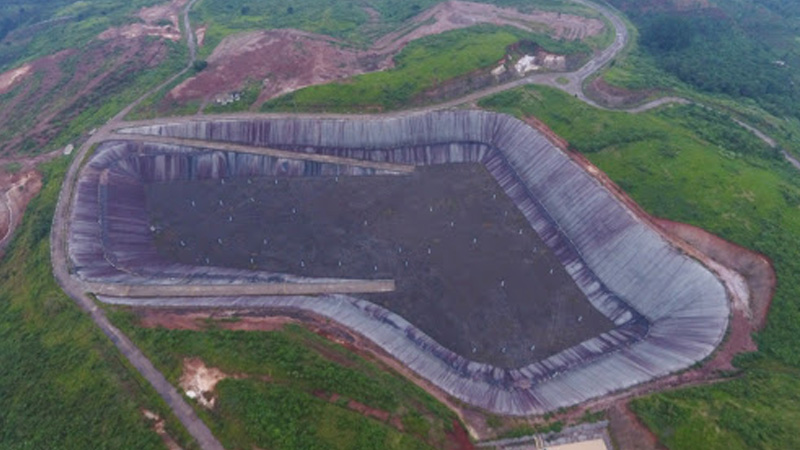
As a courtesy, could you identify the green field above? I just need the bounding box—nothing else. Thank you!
[110,311,462,450]
[481,85,800,449]
[0,159,197,449]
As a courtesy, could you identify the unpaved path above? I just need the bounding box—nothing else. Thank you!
[50,0,223,449]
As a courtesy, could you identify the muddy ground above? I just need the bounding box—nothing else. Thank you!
[146,163,612,368]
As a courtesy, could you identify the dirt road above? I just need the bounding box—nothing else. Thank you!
[49,0,224,449]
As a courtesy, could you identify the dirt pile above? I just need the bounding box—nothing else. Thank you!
[179,358,230,409]
[99,0,186,42]
[0,64,32,95]
[169,30,366,107]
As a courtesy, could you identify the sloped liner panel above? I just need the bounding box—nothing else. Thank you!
[75,111,730,414]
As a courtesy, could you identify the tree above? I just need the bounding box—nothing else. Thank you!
[193,60,208,72]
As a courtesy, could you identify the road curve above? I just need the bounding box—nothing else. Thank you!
[49,0,224,449]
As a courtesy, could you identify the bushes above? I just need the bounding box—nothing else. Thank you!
[0,158,195,449]
[628,9,798,119]
[112,315,460,449]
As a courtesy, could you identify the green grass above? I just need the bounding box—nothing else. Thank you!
[0,36,187,156]
[2,162,22,174]
[263,25,590,113]
[480,84,800,449]
[595,0,800,157]
[0,0,169,72]
[630,366,800,450]
[0,158,197,449]
[109,312,461,450]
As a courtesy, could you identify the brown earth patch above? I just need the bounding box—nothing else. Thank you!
[99,0,186,42]
[447,420,477,450]
[373,1,603,54]
[321,393,393,422]
[0,0,189,157]
[142,409,183,450]
[585,77,655,108]
[195,25,207,48]
[166,0,603,109]
[0,64,32,95]
[98,24,182,42]
[179,358,230,409]
[0,36,170,156]
[0,169,44,254]
[138,0,187,26]
[138,309,299,331]
[606,403,664,450]
[168,29,367,108]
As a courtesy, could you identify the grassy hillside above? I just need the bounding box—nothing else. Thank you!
[0,0,169,72]
[110,311,463,450]
[0,0,191,157]
[0,159,197,449]
[481,85,800,449]
[602,0,800,130]
[192,0,596,58]
[263,25,590,113]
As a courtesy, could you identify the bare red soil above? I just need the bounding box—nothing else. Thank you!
[606,403,665,450]
[0,168,44,255]
[100,0,186,41]
[166,1,603,110]
[0,40,169,156]
[0,0,189,157]
[169,29,367,108]
[139,310,299,331]
[585,77,656,108]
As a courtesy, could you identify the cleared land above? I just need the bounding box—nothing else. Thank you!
[147,163,610,368]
